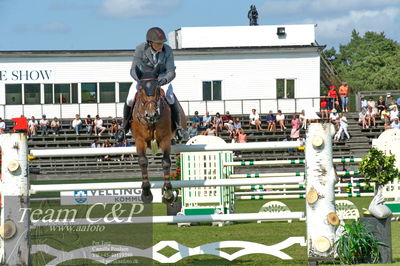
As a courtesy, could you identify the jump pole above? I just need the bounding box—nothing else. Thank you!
[30,176,305,193]
[29,141,304,158]
[236,182,371,190]
[31,212,305,227]
[229,170,359,178]
[224,157,361,167]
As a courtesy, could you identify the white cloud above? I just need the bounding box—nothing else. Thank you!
[37,22,71,34]
[315,7,400,46]
[99,0,180,18]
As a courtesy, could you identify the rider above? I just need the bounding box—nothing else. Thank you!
[118,27,186,141]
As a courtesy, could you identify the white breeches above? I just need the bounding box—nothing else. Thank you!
[126,82,174,106]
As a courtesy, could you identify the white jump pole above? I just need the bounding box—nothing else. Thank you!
[236,182,371,190]
[30,176,305,193]
[29,141,304,158]
[31,212,305,227]
[0,134,30,265]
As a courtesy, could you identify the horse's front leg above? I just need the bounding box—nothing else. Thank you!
[159,140,175,204]
[137,140,153,203]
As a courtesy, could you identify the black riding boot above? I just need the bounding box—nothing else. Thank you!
[116,103,133,142]
[169,97,188,141]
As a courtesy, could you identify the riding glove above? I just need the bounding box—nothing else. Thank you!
[158,78,168,86]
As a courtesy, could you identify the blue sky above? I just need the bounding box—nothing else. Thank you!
[0,0,399,51]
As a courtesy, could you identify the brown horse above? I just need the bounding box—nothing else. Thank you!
[131,67,186,204]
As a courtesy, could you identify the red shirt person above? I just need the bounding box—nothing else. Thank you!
[327,85,338,110]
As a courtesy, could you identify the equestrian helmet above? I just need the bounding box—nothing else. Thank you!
[146,27,167,43]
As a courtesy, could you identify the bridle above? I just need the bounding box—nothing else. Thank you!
[136,78,162,126]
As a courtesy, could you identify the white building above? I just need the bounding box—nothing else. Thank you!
[0,24,323,119]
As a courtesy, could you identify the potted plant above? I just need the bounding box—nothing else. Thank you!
[336,221,386,264]
[359,148,400,218]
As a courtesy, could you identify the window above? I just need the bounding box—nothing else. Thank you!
[24,84,41,104]
[44,84,53,104]
[54,84,70,104]
[71,83,78,103]
[81,83,97,103]
[202,80,222,101]
[6,84,22,104]
[99,82,115,103]
[119,82,132,102]
[276,79,295,99]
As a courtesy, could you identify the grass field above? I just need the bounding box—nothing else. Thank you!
[29,194,400,266]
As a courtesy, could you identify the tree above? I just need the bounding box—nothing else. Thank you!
[325,30,400,92]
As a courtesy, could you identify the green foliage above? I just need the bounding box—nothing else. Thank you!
[359,148,400,186]
[326,30,400,92]
[335,221,385,264]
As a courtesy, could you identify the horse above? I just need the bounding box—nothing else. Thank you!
[131,66,187,204]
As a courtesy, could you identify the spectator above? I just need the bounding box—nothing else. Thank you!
[391,117,400,129]
[397,96,400,108]
[381,108,390,125]
[367,97,376,109]
[226,120,235,138]
[91,139,101,148]
[366,106,376,128]
[110,118,120,136]
[50,117,61,136]
[249,108,262,131]
[233,117,242,130]
[384,121,392,130]
[386,93,393,107]
[276,110,286,131]
[192,111,202,129]
[0,118,6,134]
[222,111,233,130]
[390,106,399,121]
[72,114,83,136]
[290,114,300,140]
[377,96,386,116]
[213,112,223,136]
[187,123,198,138]
[334,113,350,141]
[299,109,308,129]
[320,97,329,121]
[85,115,94,136]
[358,109,367,129]
[28,116,39,137]
[329,109,339,129]
[265,111,276,132]
[102,139,113,161]
[202,111,212,128]
[234,128,247,158]
[204,124,216,136]
[94,115,106,136]
[338,82,350,112]
[360,96,368,111]
[327,85,338,110]
[39,115,50,136]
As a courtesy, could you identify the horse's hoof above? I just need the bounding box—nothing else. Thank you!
[141,191,153,204]
[162,185,177,205]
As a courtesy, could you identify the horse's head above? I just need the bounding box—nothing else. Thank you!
[135,66,161,124]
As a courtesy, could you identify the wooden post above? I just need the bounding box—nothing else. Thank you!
[305,123,337,264]
[0,133,30,265]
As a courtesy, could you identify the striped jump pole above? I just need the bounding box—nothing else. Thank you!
[223,157,362,167]
[236,192,375,200]
[30,176,306,193]
[31,212,305,227]
[236,182,371,191]
[235,190,306,196]
[229,170,360,179]
[29,141,304,158]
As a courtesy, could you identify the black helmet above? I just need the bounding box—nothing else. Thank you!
[146,27,167,43]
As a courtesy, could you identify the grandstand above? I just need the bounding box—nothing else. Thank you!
[18,111,383,182]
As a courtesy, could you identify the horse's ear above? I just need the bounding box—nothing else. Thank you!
[135,66,143,80]
[152,64,161,77]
